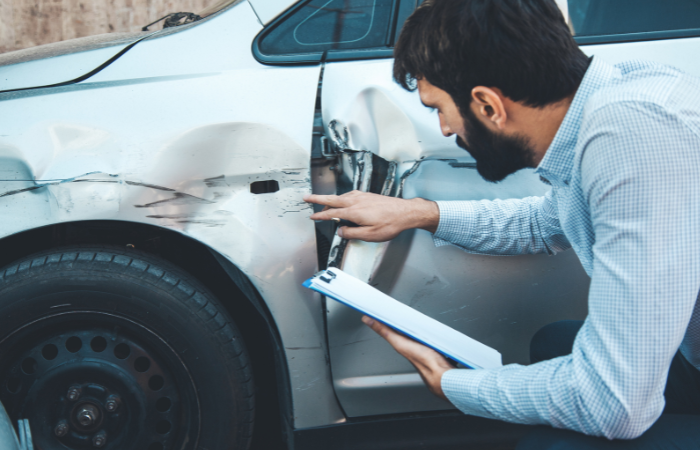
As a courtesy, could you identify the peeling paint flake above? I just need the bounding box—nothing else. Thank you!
[203,175,228,188]
[0,171,117,198]
[0,185,44,198]
[125,181,176,191]
[134,192,216,208]
[146,213,201,219]
[175,220,225,227]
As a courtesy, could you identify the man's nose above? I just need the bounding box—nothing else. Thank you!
[439,114,454,137]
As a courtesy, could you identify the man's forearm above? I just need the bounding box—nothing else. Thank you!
[433,194,570,256]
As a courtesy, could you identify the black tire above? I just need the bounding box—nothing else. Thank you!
[0,246,254,450]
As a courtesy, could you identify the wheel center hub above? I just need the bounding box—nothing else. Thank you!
[75,403,100,428]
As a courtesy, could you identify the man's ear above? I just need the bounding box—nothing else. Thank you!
[471,86,507,130]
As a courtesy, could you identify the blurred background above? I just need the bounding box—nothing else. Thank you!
[0,0,232,54]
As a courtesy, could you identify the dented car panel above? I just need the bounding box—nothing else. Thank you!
[321,58,584,417]
[322,60,467,162]
[320,36,700,417]
[328,164,590,417]
[0,1,344,429]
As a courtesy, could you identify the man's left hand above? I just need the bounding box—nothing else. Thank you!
[362,315,454,400]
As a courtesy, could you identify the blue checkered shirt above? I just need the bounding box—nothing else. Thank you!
[435,57,700,439]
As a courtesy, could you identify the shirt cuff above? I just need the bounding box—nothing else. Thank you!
[433,201,476,248]
[441,368,496,418]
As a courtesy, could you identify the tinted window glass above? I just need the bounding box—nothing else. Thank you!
[569,0,700,36]
[259,0,394,55]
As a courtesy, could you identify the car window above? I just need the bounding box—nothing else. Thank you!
[258,0,395,56]
[568,0,700,37]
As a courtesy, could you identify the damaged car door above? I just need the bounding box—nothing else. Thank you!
[321,56,591,417]
[319,0,700,418]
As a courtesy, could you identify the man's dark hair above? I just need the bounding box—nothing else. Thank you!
[394,0,590,110]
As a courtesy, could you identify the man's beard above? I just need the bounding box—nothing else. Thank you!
[456,107,536,183]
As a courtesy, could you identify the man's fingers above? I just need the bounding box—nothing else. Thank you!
[362,316,447,364]
[362,316,394,339]
[361,317,452,401]
[305,191,409,242]
[310,209,350,221]
[337,227,386,242]
[362,316,415,351]
[336,226,377,241]
[304,194,348,208]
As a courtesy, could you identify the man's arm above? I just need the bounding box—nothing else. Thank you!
[372,103,700,440]
[305,188,571,256]
[432,191,570,255]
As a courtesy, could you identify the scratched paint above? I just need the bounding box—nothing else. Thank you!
[0,1,344,429]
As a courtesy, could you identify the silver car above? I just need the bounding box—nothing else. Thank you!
[0,0,699,449]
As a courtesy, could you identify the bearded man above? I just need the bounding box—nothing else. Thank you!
[305,0,700,447]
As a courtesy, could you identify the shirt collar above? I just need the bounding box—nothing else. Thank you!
[535,57,619,187]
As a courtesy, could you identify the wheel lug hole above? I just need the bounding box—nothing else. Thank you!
[67,386,82,401]
[54,420,69,437]
[65,336,82,353]
[42,343,58,360]
[90,336,107,353]
[113,343,130,359]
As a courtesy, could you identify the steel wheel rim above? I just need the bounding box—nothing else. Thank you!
[0,311,201,450]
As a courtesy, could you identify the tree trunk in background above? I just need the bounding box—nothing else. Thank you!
[0,0,213,53]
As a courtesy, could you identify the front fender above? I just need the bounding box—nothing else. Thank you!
[0,122,339,430]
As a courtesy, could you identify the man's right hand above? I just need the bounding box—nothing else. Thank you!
[304,190,440,242]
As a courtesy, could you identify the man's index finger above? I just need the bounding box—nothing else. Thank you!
[303,194,345,207]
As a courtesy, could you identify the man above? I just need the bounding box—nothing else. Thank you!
[305,0,700,447]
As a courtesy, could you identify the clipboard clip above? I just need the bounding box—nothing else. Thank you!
[319,270,337,284]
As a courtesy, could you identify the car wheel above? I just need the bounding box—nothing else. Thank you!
[0,247,254,450]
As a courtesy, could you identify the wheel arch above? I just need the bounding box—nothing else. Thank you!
[0,219,293,448]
